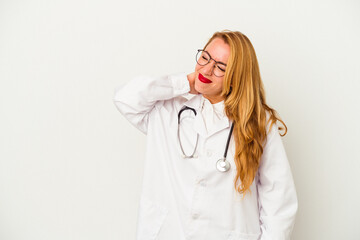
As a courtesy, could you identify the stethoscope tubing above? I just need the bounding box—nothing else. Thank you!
[177,105,234,172]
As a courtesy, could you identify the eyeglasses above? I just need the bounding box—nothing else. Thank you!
[196,49,227,77]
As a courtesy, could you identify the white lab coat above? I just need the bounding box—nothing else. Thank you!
[113,72,298,240]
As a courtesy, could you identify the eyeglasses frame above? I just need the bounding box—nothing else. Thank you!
[196,49,227,77]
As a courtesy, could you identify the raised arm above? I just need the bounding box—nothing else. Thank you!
[113,72,195,134]
[257,123,298,240]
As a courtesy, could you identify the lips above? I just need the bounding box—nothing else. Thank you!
[198,73,212,84]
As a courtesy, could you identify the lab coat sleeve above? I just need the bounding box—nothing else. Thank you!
[257,123,298,240]
[113,72,191,134]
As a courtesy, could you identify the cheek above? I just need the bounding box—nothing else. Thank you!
[195,64,202,72]
[214,80,225,91]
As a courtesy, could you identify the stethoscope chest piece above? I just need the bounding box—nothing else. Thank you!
[216,158,231,172]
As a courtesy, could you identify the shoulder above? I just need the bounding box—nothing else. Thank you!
[263,110,281,147]
[258,111,289,173]
[154,95,190,113]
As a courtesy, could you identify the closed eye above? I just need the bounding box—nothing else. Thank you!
[217,66,225,72]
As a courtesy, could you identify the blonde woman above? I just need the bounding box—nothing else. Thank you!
[113,30,298,240]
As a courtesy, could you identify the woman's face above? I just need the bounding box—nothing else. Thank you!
[194,37,230,104]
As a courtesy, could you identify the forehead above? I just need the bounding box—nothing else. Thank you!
[204,38,230,64]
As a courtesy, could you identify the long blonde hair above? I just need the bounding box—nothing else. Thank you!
[203,30,287,196]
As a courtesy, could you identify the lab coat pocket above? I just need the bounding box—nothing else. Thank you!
[227,231,261,240]
[136,196,169,240]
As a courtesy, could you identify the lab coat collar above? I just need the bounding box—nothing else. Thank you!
[182,94,231,137]
[183,94,202,110]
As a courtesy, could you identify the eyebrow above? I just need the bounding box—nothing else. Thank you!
[204,50,227,66]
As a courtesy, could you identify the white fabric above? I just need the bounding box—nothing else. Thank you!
[113,72,298,240]
[200,95,226,135]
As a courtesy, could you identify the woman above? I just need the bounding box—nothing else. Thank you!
[113,30,298,240]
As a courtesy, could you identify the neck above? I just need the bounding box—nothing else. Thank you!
[202,94,224,104]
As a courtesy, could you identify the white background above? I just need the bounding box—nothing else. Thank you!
[1,0,359,239]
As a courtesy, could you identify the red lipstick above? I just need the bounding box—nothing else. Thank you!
[198,73,212,84]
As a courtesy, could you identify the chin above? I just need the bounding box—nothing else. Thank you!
[194,81,205,94]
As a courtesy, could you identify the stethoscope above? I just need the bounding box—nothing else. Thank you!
[177,105,234,172]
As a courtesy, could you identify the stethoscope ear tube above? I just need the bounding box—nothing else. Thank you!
[178,106,197,123]
[178,106,199,158]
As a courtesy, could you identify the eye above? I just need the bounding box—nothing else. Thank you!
[202,55,209,61]
[218,66,225,72]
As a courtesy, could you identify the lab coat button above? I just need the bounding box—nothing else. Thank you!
[197,179,206,187]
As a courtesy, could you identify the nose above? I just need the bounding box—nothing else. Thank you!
[201,60,216,76]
